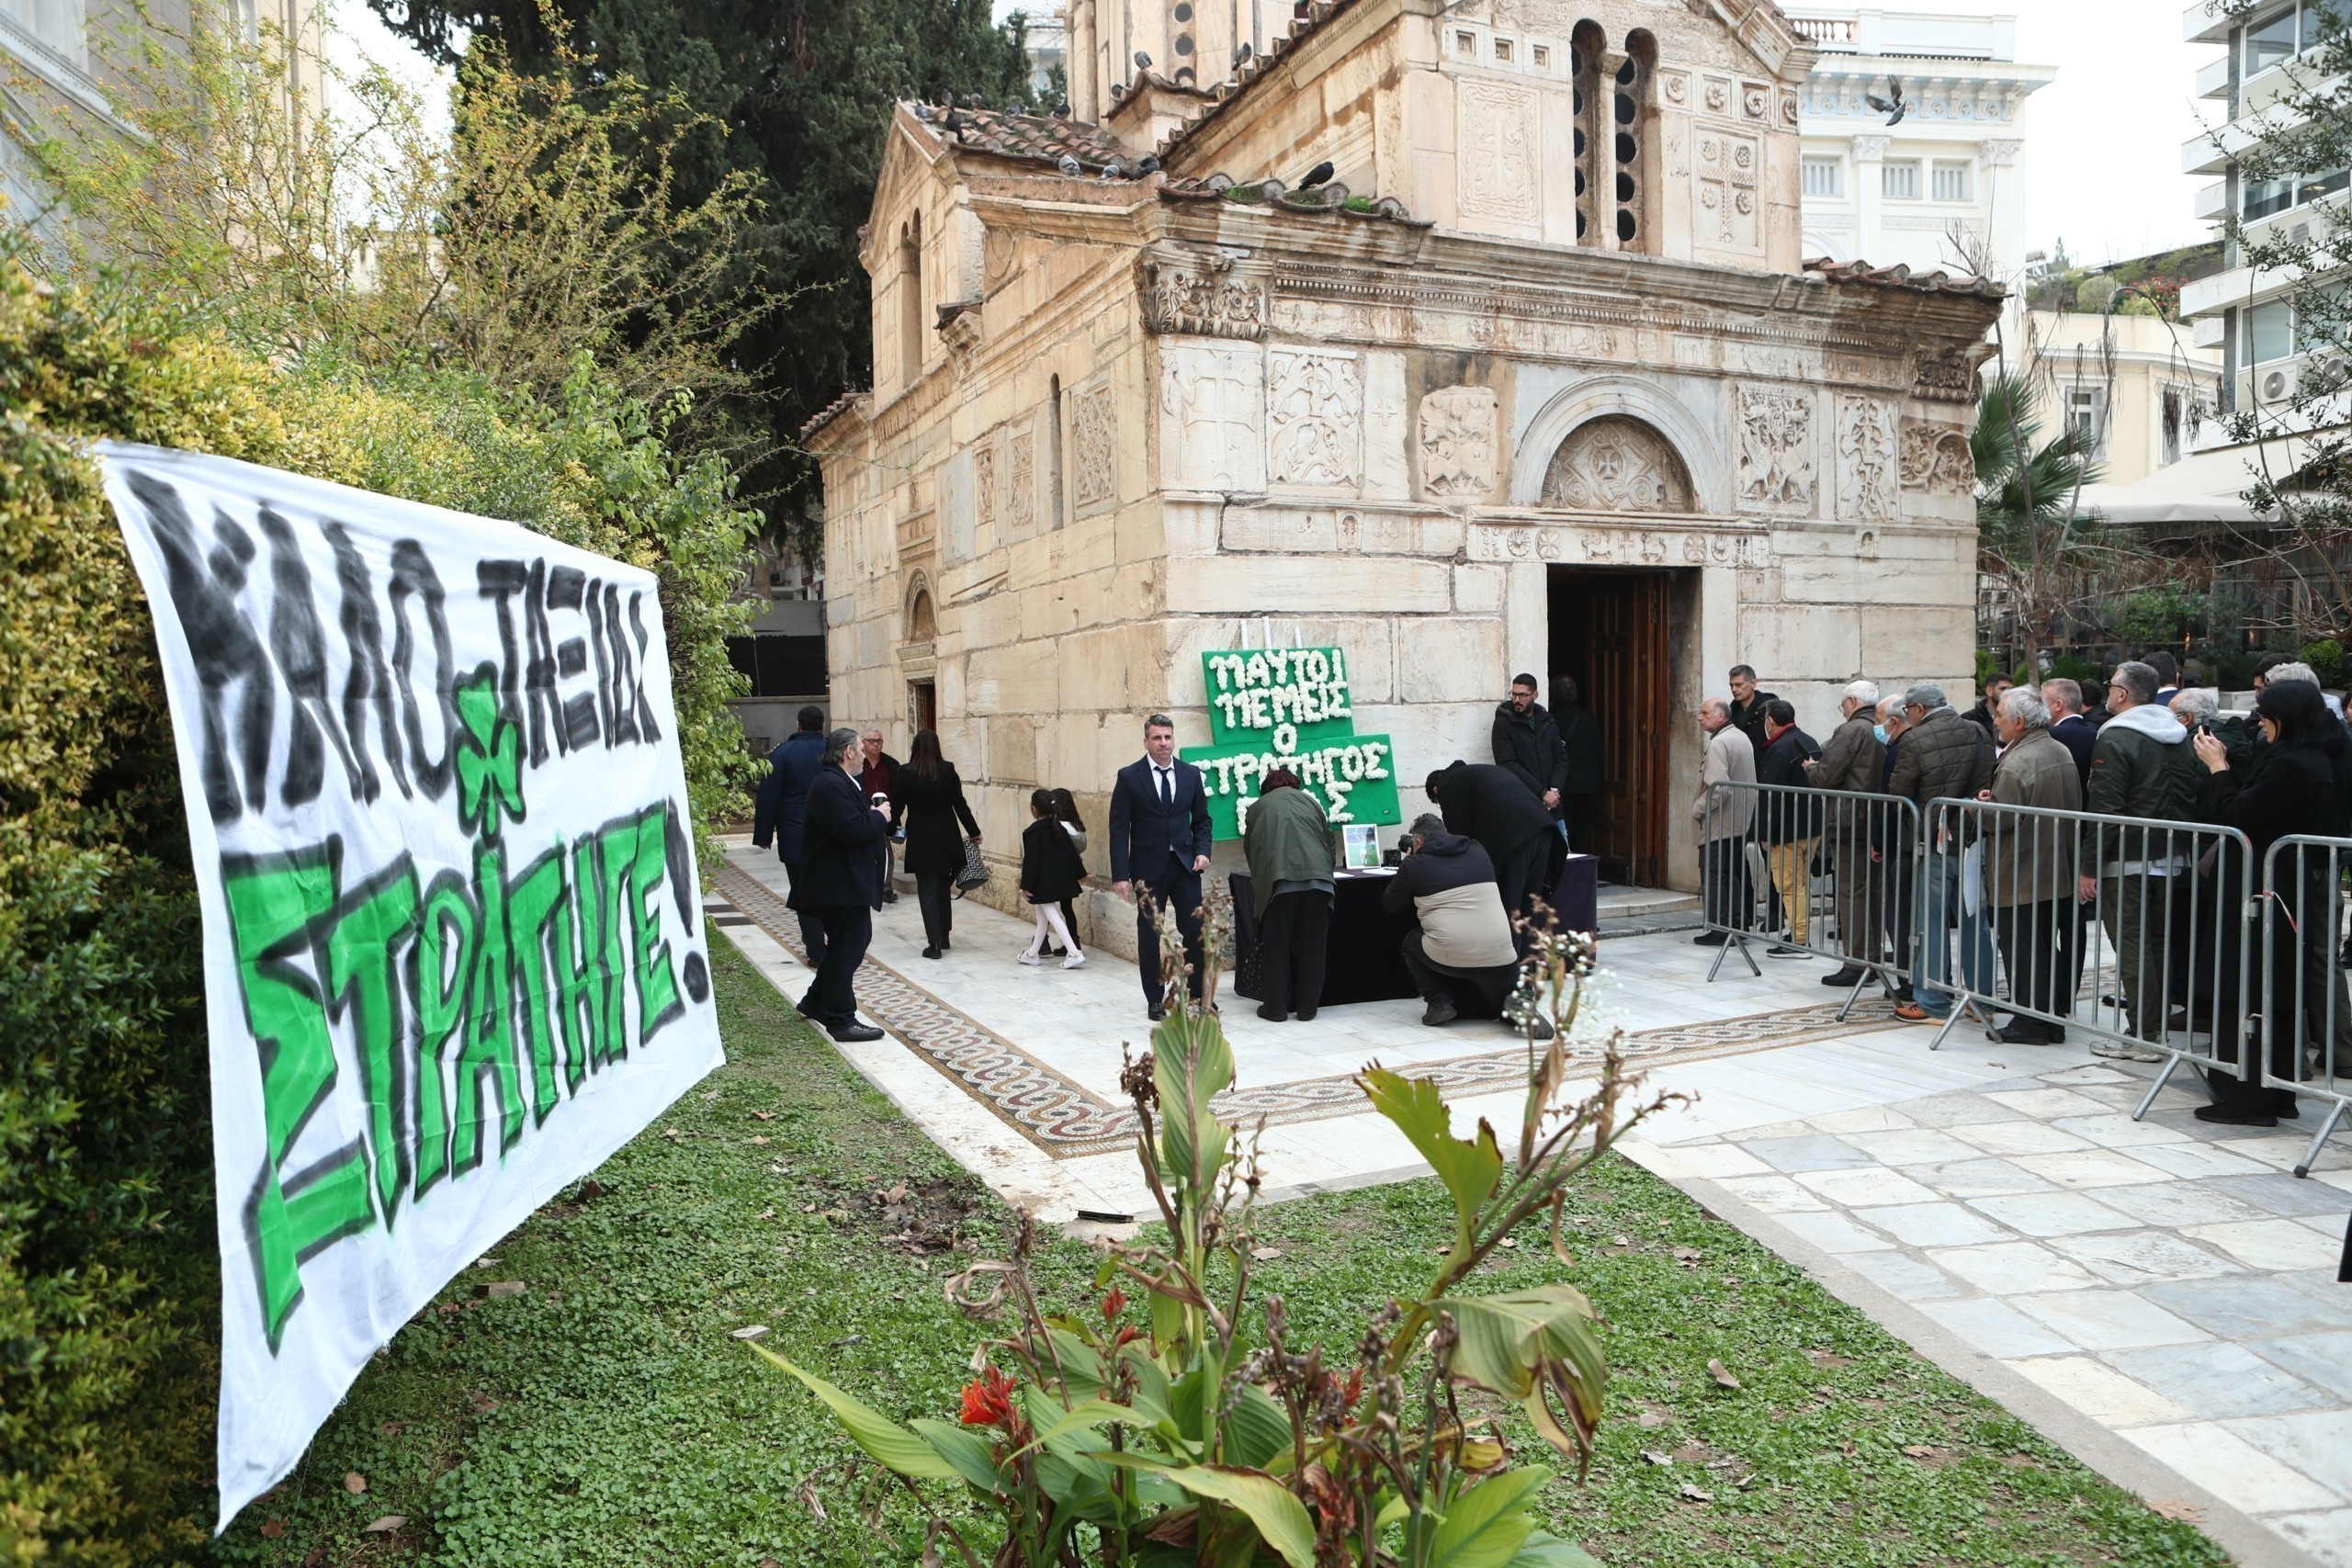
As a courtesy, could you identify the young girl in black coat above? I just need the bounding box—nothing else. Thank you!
[1019,789,1086,968]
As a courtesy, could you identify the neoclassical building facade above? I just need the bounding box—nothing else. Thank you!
[807,0,1999,947]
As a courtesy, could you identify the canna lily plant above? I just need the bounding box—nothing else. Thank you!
[756,891,1682,1566]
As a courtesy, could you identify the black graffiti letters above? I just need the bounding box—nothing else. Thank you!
[122,474,666,825]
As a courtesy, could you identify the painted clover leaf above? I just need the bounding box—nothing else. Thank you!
[453,666,525,840]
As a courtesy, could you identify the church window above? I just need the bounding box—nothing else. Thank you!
[1931,160,1972,201]
[1802,156,1843,197]
[1882,160,1921,199]
[1614,30,1657,251]
[1569,21,1605,243]
[899,212,923,389]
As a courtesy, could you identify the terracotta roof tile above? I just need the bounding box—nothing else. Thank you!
[1159,175,1428,225]
[800,387,869,441]
[906,102,1133,173]
[1152,0,1366,159]
[1804,256,2007,299]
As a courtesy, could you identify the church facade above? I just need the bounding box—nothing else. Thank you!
[806,0,1999,946]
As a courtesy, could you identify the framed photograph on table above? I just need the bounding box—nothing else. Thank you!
[1341,824,1382,870]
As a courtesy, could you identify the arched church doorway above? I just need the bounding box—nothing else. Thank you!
[1539,415,1700,888]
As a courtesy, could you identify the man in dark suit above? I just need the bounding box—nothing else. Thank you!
[753,705,832,963]
[1109,713,1215,1021]
[787,728,890,1043]
[2041,678,2096,789]
[1425,760,1558,948]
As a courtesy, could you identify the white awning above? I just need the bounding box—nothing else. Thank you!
[2071,436,2326,525]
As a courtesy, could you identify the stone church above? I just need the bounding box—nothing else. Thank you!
[806,0,1999,946]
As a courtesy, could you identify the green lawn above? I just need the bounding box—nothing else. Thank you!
[218,942,2227,1567]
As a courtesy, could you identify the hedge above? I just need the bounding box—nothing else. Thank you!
[0,262,755,1565]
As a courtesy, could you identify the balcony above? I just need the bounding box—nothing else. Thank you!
[2195,53,2231,99]
[1783,9,2014,62]
[2183,0,2232,45]
[2195,180,2230,221]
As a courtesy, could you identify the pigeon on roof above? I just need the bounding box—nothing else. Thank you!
[1057,153,1082,175]
[1134,49,1152,69]
[1297,160,1334,189]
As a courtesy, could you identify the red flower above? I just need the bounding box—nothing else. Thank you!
[1112,1325,1141,1349]
[1101,1286,1128,1323]
[959,1365,1017,1428]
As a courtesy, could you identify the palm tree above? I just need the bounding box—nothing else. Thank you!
[1973,373,2105,666]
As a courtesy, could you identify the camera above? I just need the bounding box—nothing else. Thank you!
[1394,833,1419,857]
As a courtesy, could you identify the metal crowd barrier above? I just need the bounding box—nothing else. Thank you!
[1696,779,1921,1022]
[2259,837,2352,1178]
[1916,800,2255,1121]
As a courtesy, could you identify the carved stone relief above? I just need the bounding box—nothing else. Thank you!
[1140,257,1268,340]
[1457,84,1540,222]
[1742,82,1769,118]
[1159,342,1266,491]
[1912,338,1991,403]
[1070,379,1117,513]
[973,438,998,532]
[1734,385,1815,514]
[1470,522,1766,568]
[1418,385,1498,500]
[1899,424,1974,493]
[1540,417,1694,513]
[1695,130,1759,248]
[1267,349,1363,488]
[1703,76,1729,113]
[1007,430,1036,535]
[1836,396,1901,525]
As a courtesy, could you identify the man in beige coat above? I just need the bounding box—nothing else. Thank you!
[1693,698,1756,945]
[1805,681,1887,987]
[1981,686,2082,1044]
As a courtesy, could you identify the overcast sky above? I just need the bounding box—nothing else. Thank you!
[339,0,2221,270]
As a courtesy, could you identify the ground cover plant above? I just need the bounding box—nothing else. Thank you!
[221,940,2227,1568]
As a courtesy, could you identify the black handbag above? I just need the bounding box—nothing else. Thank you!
[953,837,990,897]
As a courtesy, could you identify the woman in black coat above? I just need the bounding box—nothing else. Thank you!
[890,729,982,959]
[2191,680,2350,1123]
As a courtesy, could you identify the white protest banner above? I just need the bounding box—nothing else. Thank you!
[97,443,726,1530]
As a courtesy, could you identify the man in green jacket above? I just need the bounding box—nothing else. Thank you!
[2079,660,2201,1061]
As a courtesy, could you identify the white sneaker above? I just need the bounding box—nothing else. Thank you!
[1018,951,1043,966]
[1062,952,1087,969]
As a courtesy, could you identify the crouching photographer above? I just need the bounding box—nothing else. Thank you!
[1384,814,1553,1037]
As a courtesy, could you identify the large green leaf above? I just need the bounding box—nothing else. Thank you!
[1154,1010,1236,1194]
[1086,1454,1318,1568]
[909,1418,1004,1493]
[1043,1325,1107,1397]
[1429,1468,1550,1568]
[751,1344,962,1483]
[1508,1530,1605,1568]
[1361,1068,1502,1253]
[1448,1286,1603,1404]
[1224,1382,1294,1472]
[1026,1398,1156,1450]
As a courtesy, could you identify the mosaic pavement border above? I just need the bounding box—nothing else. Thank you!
[713,863,1916,1160]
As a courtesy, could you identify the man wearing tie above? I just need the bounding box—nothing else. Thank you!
[1110,713,1215,1021]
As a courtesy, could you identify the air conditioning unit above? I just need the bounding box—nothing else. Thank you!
[2260,364,2296,402]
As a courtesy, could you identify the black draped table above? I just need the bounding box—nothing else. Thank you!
[1229,854,1599,1008]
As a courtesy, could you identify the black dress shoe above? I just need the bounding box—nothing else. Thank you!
[1147,1004,1166,1022]
[1257,1004,1287,1022]
[1985,1021,2055,1045]
[922,945,942,960]
[829,1022,886,1043]
[1822,965,1867,987]
[1692,931,1730,946]
[2194,1101,2278,1127]
[882,888,899,903]
[1421,997,1460,1027]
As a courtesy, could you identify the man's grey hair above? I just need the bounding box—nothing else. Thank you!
[1877,694,1906,724]
[1903,682,1948,712]
[1145,712,1175,733]
[2265,660,2321,688]
[1999,686,2050,730]
[2170,688,2220,727]
[822,726,862,766]
[862,727,885,739]
[1700,697,1729,721]
[1843,680,1880,706]
[1409,813,1447,840]
[2111,660,2159,707]
[2041,677,2082,716]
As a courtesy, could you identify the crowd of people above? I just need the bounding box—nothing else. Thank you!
[1695,655,2352,1129]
